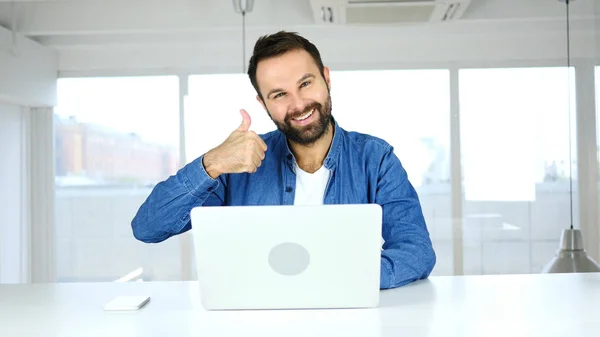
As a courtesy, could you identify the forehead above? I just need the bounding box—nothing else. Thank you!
[255,49,319,91]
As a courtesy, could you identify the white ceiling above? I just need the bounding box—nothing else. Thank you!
[1,0,597,75]
[0,0,591,50]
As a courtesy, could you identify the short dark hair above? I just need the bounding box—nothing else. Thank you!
[247,31,326,100]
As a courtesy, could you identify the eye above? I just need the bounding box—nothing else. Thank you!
[274,92,285,99]
[300,81,311,88]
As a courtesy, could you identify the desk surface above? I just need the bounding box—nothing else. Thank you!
[1,273,599,337]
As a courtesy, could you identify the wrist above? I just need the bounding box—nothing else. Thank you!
[202,151,222,179]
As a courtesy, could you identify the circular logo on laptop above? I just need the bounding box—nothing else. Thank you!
[268,242,310,276]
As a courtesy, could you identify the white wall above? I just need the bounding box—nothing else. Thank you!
[0,23,59,283]
[0,103,25,283]
[0,26,58,106]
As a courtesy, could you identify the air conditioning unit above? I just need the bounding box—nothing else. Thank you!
[309,0,471,25]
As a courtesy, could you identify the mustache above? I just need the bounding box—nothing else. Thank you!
[285,102,321,122]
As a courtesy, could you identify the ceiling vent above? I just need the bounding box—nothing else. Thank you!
[309,0,471,25]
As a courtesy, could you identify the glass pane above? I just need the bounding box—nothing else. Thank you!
[54,76,181,282]
[186,70,453,276]
[330,70,452,275]
[459,67,577,275]
[185,74,276,163]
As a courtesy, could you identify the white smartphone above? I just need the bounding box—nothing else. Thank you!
[103,296,151,311]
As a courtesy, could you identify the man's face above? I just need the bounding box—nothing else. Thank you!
[255,49,332,145]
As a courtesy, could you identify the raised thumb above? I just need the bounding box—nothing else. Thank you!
[237,109,251,131]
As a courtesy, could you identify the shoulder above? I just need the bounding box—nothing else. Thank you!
[258,129,282,145]
[339,128,409,187]
[340,127,393,154]
[337,126,404,176]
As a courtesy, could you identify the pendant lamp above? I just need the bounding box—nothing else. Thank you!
[232,0,255,73]
[542,0,600,274]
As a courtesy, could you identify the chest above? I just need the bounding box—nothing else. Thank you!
[293,165,330,206]
[226,160,374,206]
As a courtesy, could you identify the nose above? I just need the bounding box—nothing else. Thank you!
[289,93,306,113]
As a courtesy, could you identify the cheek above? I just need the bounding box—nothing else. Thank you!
[267,103,288,120]
[309,85,328,103]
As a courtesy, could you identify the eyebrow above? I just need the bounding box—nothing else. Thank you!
[266,73,316,99]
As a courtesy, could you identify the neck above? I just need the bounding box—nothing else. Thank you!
[289,122,334,172]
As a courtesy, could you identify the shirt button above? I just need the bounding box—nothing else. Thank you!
[285,186,293,193]
[287,154,293,160]
[207,186,213,192]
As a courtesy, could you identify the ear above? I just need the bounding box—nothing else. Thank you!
[323,66,331,90]
[256,95,267,111]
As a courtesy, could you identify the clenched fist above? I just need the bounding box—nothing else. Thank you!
[202,109,268,179]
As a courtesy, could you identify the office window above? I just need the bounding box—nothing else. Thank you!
[186,70,453,276]
[330,70,452,275]
[459,67,577,274]
[54,76,181,282]
[185,74,276,163]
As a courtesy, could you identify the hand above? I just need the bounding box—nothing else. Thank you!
[202,109,268,179]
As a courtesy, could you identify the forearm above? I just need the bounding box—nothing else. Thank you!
[375,145,436,289]
[380,231,436,289]
[131,155,225,243]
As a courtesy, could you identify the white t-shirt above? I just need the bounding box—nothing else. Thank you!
[292,162,384,248]
[293,162,330,205]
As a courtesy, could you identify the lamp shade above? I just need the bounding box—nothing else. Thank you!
[233,0,254,14]
[542,228,600,273]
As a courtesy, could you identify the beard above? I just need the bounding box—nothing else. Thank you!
[268,92,333,145]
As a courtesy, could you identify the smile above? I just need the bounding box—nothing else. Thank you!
[292,109,315,121]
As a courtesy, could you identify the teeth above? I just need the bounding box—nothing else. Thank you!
[293,109,314,121]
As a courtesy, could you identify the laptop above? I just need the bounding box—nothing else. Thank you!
[190,204,382,310]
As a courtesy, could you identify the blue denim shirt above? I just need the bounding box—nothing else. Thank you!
[131,120,436,289]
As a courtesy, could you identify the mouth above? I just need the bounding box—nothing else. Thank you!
[291,108,315,125]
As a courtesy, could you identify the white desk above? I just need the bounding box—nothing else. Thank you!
[1,273,599,337]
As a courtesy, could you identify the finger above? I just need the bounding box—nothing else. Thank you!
[252,153,263,168]
[254,137,268,152]
[237,109,252,132]
[256,148,266,160]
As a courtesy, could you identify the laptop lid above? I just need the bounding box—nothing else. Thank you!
[190,204,382,310]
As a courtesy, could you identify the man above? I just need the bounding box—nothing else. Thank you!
[131,31,436,289]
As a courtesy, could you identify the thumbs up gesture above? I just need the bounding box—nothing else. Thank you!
[202,109,269,179]
[237,108,253,132]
